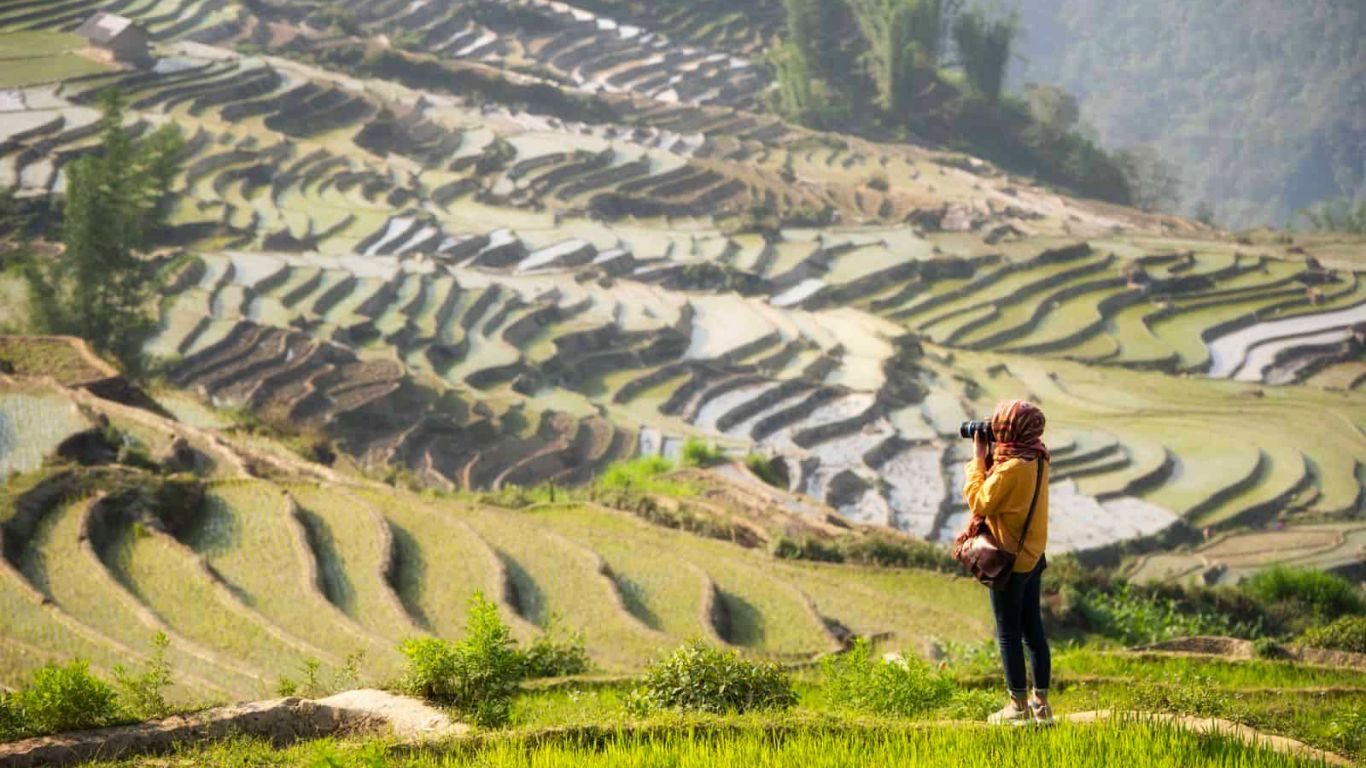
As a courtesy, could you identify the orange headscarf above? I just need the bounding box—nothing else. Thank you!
[991,399,1049,465]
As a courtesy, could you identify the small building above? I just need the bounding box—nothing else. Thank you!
[75,12,151,65]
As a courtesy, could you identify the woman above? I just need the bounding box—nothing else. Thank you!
[962,399,1052,726]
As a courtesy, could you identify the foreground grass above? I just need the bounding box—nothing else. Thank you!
[84,719,1332,767]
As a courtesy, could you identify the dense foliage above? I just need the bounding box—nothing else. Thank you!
[1011,0,1363,226]
[1296,616,1366,654]
[629,641,796,714]
[4,661,123,738]
[399,593,525,726]
[771,0,1133,204]
[821,639,956,716]
[18,90,183,370]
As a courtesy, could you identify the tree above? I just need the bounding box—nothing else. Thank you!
[851,0,945,115]
[23,89,184,369]
[1114,145,1181,213]
[1024,83,1079,137]
[951,4,1016,104]
[783,0,843,84]
[1294,197,1366,234]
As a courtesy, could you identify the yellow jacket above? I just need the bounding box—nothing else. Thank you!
[963,457,1049,573]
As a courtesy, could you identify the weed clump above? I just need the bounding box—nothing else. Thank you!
[821,639,955,717]
[113,632,173,719]
[628,641,796,715]
[680,438,725,467]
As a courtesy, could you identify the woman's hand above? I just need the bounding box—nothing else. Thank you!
[974,429,992,468]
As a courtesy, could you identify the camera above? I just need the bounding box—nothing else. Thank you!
[959,420,994,441]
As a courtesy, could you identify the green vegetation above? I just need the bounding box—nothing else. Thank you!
[399,593,525,726]
[628,641,797,715]
[819,639,958,717]
[1241,567,1364,630]
[1295,197,1366,234]
[1011,0,1363,225]
[951,6,1016,103]
[111,632,174,721]
[520,619,593,679]
[680,437,726,467]
[3,661,123,739]
[1297,615,1366,654]
[19,90,184,370]
[596,456,694,496]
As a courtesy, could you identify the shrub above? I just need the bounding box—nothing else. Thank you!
[11,661,122,735]
[1297,615,1366,654]
[399,593,523,726]
[113,632,173,719]
[680,438,724,468]
[772,535,844,563]
[837,533,957,572]
[629,641,796,715]
[821,639,955,717]
[1074,584,1234,645]
[596,456,692,496]
[744,453,784,488]
[1242,567,1364,625]
[0,692,19,741]
[521,619,592,679]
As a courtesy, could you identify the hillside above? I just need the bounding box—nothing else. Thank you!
[0,0,1362,572]
[1011,0,1365,227]
[0,2,1363,763]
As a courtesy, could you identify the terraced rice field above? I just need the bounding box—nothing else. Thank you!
[0,0,1361,656]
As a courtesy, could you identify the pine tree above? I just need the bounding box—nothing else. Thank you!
[23,89,184,369]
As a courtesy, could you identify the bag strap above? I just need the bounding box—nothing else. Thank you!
[1015,459,1045,555]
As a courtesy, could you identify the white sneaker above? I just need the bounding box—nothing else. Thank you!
[987,700,1033,726]
[1029,699,1055,726]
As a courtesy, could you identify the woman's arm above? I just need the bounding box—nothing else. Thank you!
[963,456,1018,518]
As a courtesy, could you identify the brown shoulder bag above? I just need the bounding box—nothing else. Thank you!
[952,459,1044,591]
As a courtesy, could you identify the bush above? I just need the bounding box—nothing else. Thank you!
[1073,584,1234,645]
[1242,567,1364,626]
[1297,615,1366,654]
[11,661,122,735]
[821,639,955,717]
[744,453,785,488]
[837,533,958,572]
[596,456,692,497]
[398,592,523,726]
[0,692,19,741]
[521,619,592,679]
[629,641,796,715]
[680,438,724,468]
[113,632,173,719]
[772,535,844,563]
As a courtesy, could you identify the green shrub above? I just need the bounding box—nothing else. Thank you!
[772,535,844,563]
[629,641,796,715]
[113,632,173,719]
[399,593,523,726]
[680,438,724,468]
[744,453,784,488]
[596,456,692,496]
[1242,567,1364,625]
[1297,615,1366,653]
[821,639,955,717]
[1075,584,1234,645]
[0,692,20,741]
[11,661,122,735]
[836,533,957,572]
[521,619,592,679]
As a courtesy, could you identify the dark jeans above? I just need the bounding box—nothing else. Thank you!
[989,555,1050,698]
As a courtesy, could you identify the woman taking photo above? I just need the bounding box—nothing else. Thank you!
[962,399,1052,726]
